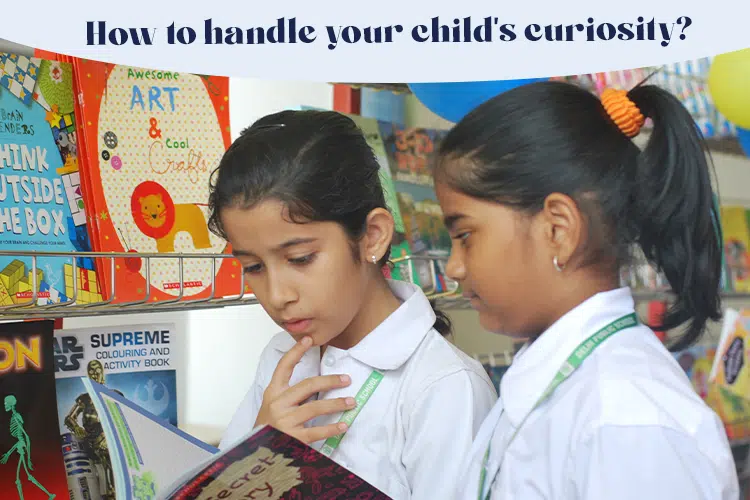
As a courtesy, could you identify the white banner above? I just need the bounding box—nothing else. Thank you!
[0,0,747,81]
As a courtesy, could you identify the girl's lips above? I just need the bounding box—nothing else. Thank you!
[282,319,312,334]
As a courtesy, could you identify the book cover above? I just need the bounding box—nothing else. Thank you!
[377,122,456,295]
[0,320,68,499]
[345,114,417,285]
[53,323,179,500]
[0,52,100,306]
[72,59,244,304]
[711,309,750,401]
[720,206,750,293]
[80,380,391,499]
[82,379,215,499]
[673,344,716,399]
[166,426,392,500]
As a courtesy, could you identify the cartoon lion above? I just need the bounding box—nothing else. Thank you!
[130,181,212,253]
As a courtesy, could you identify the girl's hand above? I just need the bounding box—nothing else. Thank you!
[254,336,356,444]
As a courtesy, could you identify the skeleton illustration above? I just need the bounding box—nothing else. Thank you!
[0,395,56,499]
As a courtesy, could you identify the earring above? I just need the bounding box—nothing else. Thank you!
[553,256,565,272]
[371,255,378,264]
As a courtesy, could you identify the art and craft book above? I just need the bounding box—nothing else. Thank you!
[52,322,180,499]
[345,114,418,285]
[0,52,101,306]
[79,380,390,499]
[377,121,457,295]
[0,320,69,499]
[72,59,245,304]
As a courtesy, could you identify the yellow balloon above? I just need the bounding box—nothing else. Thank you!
[709,48,750,129]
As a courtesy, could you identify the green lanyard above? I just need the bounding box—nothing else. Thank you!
[319,370,384,457]
[477,312,638,500]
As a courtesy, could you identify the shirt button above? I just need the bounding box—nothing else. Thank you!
[324,355,335,367]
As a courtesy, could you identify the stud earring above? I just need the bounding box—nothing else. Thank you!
[553,256,565,272]
[371,255,378,264]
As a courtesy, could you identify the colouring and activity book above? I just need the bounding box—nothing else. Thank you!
[53,322,179,498]
[72,60,244,304]
[0,52,100,306]
[80,381,391,499]
[0,320,69,499]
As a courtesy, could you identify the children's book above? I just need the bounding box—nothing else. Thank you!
[377,122,456,295]
[720,206,750,292]
[79,380,391,499]
[53,323,178,425]
[0,320,69,499]
[72,59,244,304]
[710,308,750,399]
[345,114,417,285]
[53,323,179,499]
[0,52,101,306]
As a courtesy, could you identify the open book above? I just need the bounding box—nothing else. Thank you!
[81,379,391,499]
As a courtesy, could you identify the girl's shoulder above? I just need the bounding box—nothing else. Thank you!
[401,329,497,399]
[567,325,723,445]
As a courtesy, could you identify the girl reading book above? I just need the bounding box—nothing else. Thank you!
[433,80,739,499]
[209,110,497,499]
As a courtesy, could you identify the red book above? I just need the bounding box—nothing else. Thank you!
[70,58,244,304]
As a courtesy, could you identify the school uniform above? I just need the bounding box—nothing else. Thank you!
[461,287,739,500]
[220,280,498,499]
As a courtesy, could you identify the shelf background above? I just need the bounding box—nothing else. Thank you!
[3,38,750,449]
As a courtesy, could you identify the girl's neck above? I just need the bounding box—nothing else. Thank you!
[326,277,402,351]
[528,272,620,342]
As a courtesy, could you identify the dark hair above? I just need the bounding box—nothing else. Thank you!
[435,80,721,351]
[208,109,452,336]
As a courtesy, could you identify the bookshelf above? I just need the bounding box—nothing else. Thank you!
[1,250,746,319]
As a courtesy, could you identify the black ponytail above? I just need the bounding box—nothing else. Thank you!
[429,300,453,336]
[435,80,721,351]
[627,84,722,351]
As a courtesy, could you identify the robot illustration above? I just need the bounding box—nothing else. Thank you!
[64,360,120,500]
[0,395,56,499]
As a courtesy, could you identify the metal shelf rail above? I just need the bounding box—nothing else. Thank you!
[0,251,748,319]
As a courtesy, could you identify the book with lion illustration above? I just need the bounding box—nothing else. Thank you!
[71,59,243,304]
[80,380,390,499]
[0,52,101,306]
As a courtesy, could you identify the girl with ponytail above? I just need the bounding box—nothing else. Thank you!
[433,80,738,499]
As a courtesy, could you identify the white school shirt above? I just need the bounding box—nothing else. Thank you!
[220,280,498,499]
[460,287,739,500]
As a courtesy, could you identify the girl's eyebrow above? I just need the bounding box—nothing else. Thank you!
[231,237,318,258]
[443,213,467,231]
[274,237,317,251]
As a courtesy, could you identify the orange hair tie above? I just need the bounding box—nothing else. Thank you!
[600,88,645,138]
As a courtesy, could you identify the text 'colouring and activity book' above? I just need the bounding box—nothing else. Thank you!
[80,381,391,499]
[0,320,69,500]
[0,52,100,307]
[72,59,244,304]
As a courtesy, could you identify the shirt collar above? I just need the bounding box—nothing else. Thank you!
[500,287,638,427]
[270,280,435,371]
